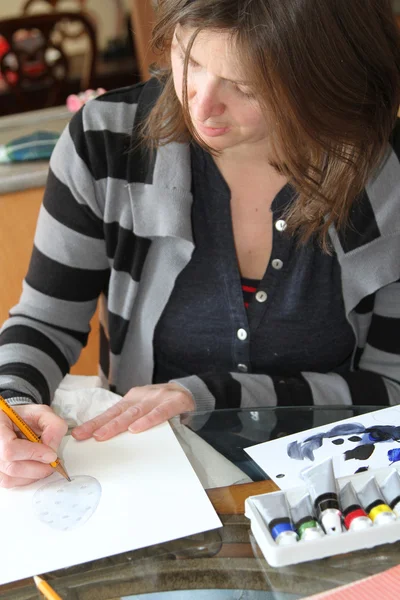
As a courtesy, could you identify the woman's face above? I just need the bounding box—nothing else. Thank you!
[171,26,269,153]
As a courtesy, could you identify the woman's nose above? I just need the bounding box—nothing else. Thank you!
[191,84,225,123]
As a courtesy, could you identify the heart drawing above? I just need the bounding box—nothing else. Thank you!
[32,475,102,532]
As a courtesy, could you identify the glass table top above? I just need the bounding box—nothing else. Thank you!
[181,404,385,482]
[1,404,397,600]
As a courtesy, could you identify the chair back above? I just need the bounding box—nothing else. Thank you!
[0,11,97,111]
[23,0,91,43]
[23,0,87,11]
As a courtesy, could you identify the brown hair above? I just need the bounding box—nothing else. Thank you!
[143,0,400,250]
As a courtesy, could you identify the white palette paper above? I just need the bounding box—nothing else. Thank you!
[0,423,222,585]
[245,405,400,490]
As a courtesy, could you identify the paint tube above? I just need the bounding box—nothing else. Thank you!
[379,469,400,517]
[251,492,299,546]
[357,477,396,526]
[301,458,342,535]
[339,481,372,531]
[290,493,324,541]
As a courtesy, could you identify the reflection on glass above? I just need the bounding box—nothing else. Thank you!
[121,591,301,600]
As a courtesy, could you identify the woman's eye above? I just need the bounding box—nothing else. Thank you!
[178,51,200,69]
[236,86,255,99]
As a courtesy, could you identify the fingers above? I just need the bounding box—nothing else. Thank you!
[72,401,131,440]
[0,404,67,488]
[93,404,142,440]
[94,387,193,439]
[18,404,68,452]
[128,400,181,434]
[0,473,38,489]
[71,384,195,441]
[0,459,54,481]
[128,385,195,433]
[0,433,57,463]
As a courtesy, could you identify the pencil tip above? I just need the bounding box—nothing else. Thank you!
[54,461,71,481]
[33,575,42,584]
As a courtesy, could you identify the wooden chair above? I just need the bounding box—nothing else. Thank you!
[22,0,93,44]
[0,11,97,111]
[23,0,87,11]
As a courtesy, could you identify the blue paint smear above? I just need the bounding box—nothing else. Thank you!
[287,438,323,461]
[388,448,400,464]
[287,423,400,462]
[326,424,365,437]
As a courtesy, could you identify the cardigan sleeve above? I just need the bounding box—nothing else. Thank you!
[0,106,110,405]
[173,279,400,411]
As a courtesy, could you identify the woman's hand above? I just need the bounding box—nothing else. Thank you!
[71,383,195,442]
[0,404,68,488]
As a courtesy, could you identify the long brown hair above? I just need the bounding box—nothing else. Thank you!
[143,0,400,250]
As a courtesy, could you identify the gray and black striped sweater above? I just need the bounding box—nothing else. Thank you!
[1,79,400,411]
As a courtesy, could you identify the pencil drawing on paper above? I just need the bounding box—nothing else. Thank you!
[32,475,101,531]
[286,423,400,472]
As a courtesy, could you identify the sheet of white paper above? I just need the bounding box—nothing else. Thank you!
[0,423,222,585]
[245,405,400,490]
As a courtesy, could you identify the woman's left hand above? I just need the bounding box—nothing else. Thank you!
[71,383,195,441]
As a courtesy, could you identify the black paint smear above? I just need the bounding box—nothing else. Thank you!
[332,439,344,445]
[355,466,369,473]
[348,436,362,442]
[367,427,399,442]
[276,474,285,479]
[344,444,375,461]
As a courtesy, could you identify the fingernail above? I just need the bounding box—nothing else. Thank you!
[73,426,90,437]
[42,452,57,463]
[93,428,107,439]
[46,438,57,452]
[128,425,139,433]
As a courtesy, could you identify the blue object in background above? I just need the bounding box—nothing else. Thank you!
[0,130,60,163]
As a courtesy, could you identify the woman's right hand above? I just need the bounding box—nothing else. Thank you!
[0,404,68,488]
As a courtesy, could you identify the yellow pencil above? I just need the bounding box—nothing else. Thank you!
[33,575,63,600]
[0,395,70,481]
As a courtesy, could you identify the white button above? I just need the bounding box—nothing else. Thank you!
[255,291,268,303]
[275,219,287,232]
[272,259,283,270]
[238,363,248,373]
[237,328,248,341]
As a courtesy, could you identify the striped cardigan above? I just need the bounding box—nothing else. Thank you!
[1,79,400,411]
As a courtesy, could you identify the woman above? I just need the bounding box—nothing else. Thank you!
[0,0,399,488]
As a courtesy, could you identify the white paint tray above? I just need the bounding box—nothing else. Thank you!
[245,466,400,567]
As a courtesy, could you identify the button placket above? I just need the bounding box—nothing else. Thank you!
[246,205,291,333]
[234,327,250,374]
[207,180,251,374]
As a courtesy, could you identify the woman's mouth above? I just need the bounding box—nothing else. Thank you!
[196,122,231,137]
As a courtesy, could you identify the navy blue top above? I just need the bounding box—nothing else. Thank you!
[153,143,355,384]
